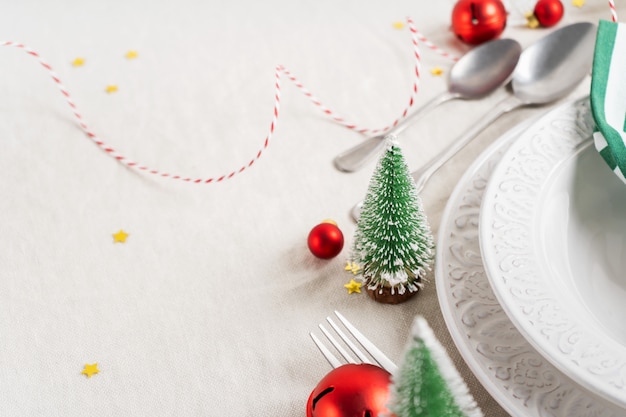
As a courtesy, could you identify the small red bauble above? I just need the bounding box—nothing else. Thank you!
[307,221,344,259]
[451,0,508,45]
[533,0,564,27]
[306,364,393,417]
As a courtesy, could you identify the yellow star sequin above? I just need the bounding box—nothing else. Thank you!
[81,363,99,378]
[525,12,540,29]
[113,229,129,243]
[71,57,85,67]
[344,279,362,294]
[430,67,444,76]
[125,50,138,59]
[572,0,585,7]
[392,21,405,30]
[105,85,118,94]
[344,261,361,275]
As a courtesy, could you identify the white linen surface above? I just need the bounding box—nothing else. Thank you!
[0,1,613,416]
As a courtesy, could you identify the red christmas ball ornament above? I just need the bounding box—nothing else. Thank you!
[533,0,564,27]
[307,221,344,259]
[451,0,508,45]
[306,364,393,417]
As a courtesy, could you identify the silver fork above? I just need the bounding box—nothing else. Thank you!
[310,310,397,374]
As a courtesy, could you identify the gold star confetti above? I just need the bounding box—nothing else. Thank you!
[344,279,362,294]
[105,85,118,94]
[525,12,540,29]
[430,67,444,76]
[113,229,129,243]
[125,50,138,59]
[81,363,100,378]
[572,0,585,7]
[71,57,85,67]
[344,261,361,275]
[392,21,405,30]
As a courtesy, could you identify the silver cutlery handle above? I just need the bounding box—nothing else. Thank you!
[411,94,523,194]
[333,91,457,173]
[350,94,523,222]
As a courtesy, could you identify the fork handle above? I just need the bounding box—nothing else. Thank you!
[333,91,458,173]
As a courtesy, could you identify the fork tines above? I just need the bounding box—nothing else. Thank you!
[310,310,397,374]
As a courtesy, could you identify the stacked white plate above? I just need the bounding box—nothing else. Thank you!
[436,96,626,416]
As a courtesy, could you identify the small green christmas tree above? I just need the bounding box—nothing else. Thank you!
[389,316,483,417]
[351,135,434,304]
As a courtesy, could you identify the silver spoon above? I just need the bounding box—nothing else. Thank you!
[351,22,597,222]
[334,38,522,173]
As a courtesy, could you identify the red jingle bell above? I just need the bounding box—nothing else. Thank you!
[308,221,344,259]
[306,364,394,417]
[533,0,564,27]
[451,0,508,45]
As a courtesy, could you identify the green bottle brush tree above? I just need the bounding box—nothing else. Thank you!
[351,135,434,304]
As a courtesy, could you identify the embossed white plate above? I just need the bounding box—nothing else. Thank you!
[479,97,626,410]
[436,108,623,417]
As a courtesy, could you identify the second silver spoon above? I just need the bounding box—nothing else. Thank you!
[351,22,597,222]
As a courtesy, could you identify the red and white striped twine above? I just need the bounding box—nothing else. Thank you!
[609,1,618,22]
[0,18,450,183]
[415,29,459,62]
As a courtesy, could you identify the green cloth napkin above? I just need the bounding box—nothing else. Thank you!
[591,19,626,183]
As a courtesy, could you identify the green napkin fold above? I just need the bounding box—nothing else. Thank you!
[591,19,626,183]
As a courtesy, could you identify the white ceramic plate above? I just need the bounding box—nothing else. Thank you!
[436,109,624,417]
[480,97,626,410]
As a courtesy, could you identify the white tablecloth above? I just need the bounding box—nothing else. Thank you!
[0,1,618,416]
